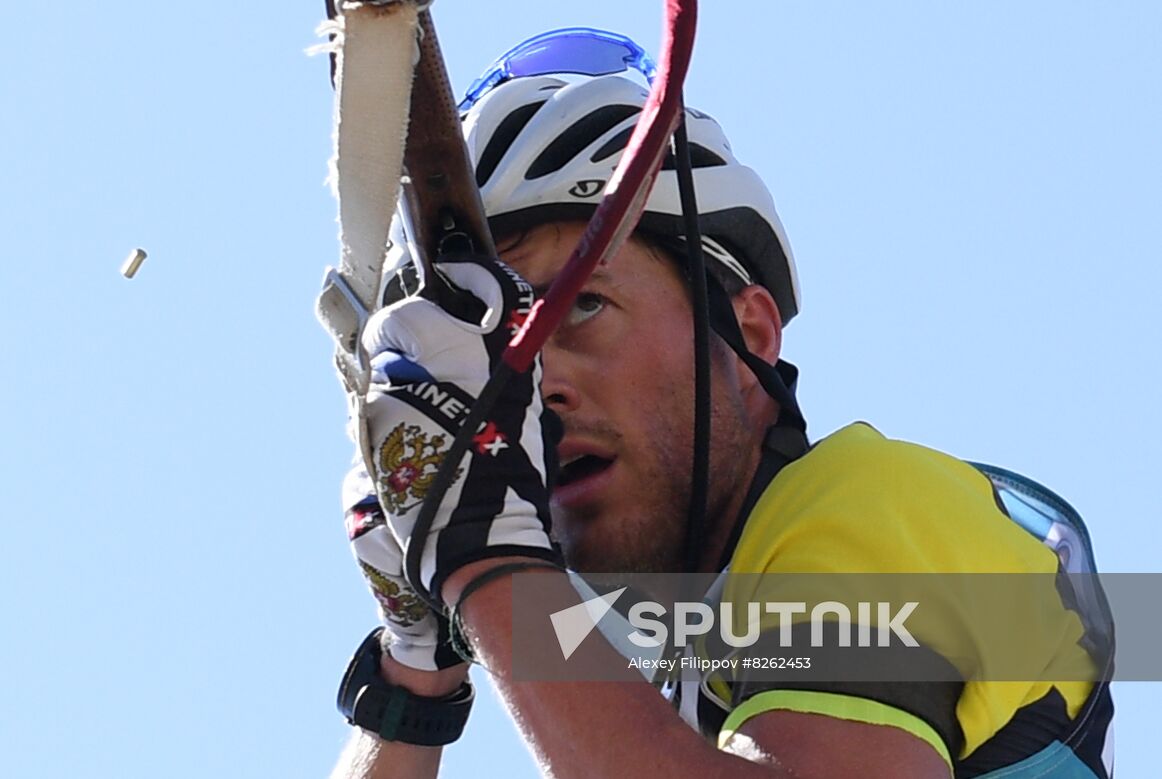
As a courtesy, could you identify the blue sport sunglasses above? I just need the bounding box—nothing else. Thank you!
[459,27,658,112]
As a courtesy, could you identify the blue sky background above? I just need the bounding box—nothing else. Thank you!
[2,2,1157,776]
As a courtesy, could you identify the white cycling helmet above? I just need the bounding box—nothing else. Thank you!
[460,72,802,324]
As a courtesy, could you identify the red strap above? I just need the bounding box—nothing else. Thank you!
[502,0,698,372]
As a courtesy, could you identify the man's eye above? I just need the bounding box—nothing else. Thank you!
[564,292,606,327]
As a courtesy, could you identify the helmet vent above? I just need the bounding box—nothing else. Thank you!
[660,143,727,170]
[476,100,548,187]
[593,132,727,171]
[590,126,634,163]
[526,104,641,180]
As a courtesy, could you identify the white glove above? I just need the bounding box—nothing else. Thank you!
[361,257,561,604]
[342,462,464,671]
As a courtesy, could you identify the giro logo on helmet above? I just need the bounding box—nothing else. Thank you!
[569,179,605,198]
[463,71,801,323]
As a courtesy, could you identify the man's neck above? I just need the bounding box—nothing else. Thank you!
[695,434,767,573]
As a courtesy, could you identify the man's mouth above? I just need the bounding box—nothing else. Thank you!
[557,453,615,488]
[552,442,618,509]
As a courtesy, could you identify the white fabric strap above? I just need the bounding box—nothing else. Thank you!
[317,1,422,397]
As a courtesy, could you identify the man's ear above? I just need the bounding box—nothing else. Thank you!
[731,284,783,368]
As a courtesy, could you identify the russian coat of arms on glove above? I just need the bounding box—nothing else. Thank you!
[376,422,462,514]
[359,560,430,627]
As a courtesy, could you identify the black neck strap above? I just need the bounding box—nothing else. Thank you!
[705,277,806,431]
[701,274,810,570]
[715,422,810,572]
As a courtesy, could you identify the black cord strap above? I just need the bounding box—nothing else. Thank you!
[448,560,568,663]
[672,106,712,576]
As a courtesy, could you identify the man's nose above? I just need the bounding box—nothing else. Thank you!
[539,341,581,413]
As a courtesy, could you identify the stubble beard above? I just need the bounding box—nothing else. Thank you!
[556,378,754,575]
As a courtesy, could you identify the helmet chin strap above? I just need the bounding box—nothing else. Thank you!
[704,278,806,431]
[682,274,808,574]
[672,105,806,574]
[671,108,711,575]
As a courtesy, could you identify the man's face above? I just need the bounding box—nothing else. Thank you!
[499,222,756,573]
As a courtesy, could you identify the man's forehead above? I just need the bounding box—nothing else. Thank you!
[498,224,620,290]
[518,265,617,297]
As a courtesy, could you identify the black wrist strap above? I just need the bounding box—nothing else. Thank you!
[337,628,474,747]
[351,675,474,746]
